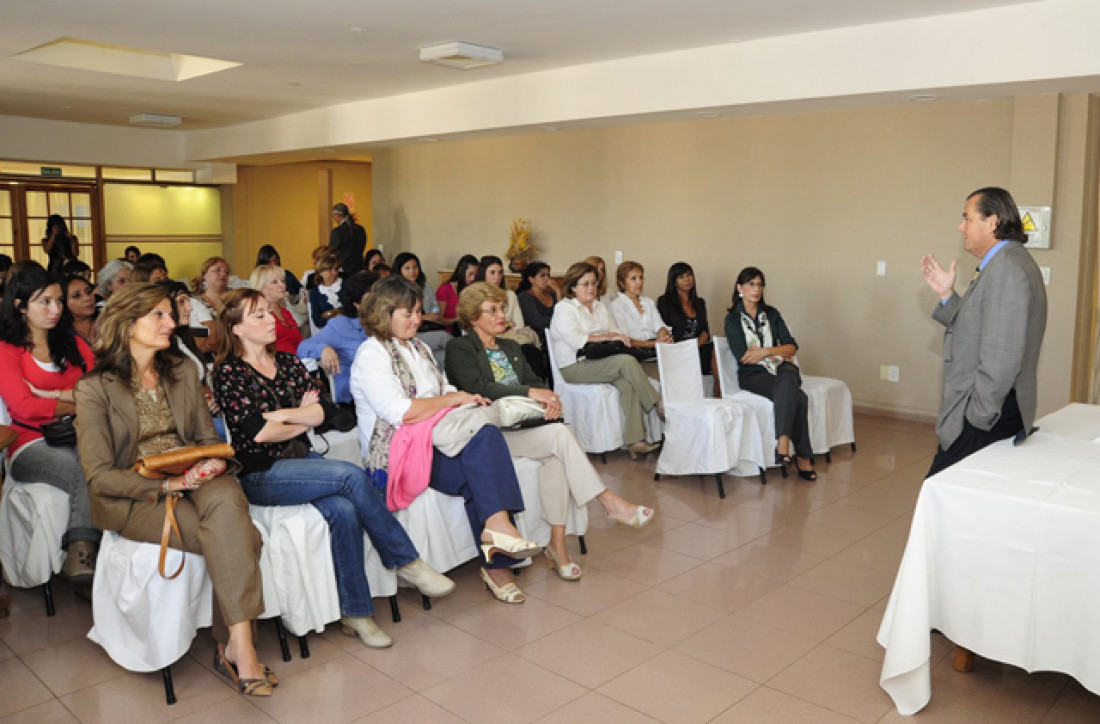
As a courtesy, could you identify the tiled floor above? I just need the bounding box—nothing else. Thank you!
[2,414,1098,723]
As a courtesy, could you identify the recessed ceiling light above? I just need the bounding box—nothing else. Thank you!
[909,94,939,103]
[696,110,721,118]
[538,125,558,132]
[419,41,503,70]
[419,137,439,143]
[129,112,182,127]
[12,37,239,82]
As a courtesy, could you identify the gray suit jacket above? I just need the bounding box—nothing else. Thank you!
[932,241,1047,449]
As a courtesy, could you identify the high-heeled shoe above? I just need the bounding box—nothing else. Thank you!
[480,529,542,561]
[341,615,393,649]
[775,448,792,467]
[544,549,582,581]
[217,646,279,687]
[606,504,655,529]
[479,568,525,603]
[794,457,817,481]
[213,650,274,697]
[628,441,660,460]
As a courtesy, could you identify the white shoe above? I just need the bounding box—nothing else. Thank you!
[340,616,393,649]
[397,559,456,598]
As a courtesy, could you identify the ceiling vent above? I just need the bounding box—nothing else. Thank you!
[129,112,182,127]
[419,41,503,69]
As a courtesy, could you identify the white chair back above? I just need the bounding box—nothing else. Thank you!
[655,340,705,404]
[0,394,10,426]
[714,337,742,394]
[546,339,567,388]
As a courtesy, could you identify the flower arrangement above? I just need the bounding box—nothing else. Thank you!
[505,217,538,271]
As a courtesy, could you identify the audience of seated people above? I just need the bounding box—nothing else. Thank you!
[0,245,820,703]
[391,251,451,366]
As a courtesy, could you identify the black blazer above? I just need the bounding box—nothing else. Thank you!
[445,334,546,400]
[656,294,710,343]
[329,220,367,277]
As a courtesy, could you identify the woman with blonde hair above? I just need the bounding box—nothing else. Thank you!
[582,255,610,301]
[250,264,302,354]
[189,256,231,353]
[446,283,654,580]
[213,288,454,649]
[549,262,662,459]
[75,283,272,696]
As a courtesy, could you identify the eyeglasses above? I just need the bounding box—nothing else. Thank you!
[744,281,765,289]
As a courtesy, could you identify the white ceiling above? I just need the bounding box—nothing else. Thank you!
[0,0,1038,130]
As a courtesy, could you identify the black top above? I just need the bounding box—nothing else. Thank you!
[517,289,557,336]
[44,233,78,275]
[656,294,710,344]
[329,220,367,277]
[213,352,318,474]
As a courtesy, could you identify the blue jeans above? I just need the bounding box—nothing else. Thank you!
[240,454,419,617]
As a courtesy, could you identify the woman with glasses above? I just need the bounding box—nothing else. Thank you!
[724,266,816,480]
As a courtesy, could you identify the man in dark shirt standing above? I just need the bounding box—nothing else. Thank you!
[329,202,367,277]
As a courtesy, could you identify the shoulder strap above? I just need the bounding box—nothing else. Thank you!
[158,493,186,580]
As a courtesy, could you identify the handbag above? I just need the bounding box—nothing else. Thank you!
[494,396,547,428]
[579,341,654,364]
[12,415,77,447]
[132,442,235,579]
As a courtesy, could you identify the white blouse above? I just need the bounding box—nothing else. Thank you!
[548,297,620,370]
[608,294,667,341]
[189,296,215,328]
[350,336,456,456]
[504,288,525,330]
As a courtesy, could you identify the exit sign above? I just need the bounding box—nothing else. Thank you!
[40,167,62,177]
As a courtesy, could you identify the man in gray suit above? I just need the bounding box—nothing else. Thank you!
[920,186,1047,478]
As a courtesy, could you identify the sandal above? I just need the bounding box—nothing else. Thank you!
[480,529,542,562]
[606,504,655,529]
[217,645,279,686]
[214,651,274,697]
[544,549,582,581]
[479,568,525,604]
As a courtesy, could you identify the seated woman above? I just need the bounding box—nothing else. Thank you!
[95,259,132,308]
[435,254,478,333]
[364,249,385,273]
[516,261,557,347]
[477,255,546,380]
[350,276,542,604]
[0,262,99,581]
[159,280,224,439]
[307,253,343,331]
[391,252,450,367]
[608,261,673,377]
[213,289,454,649]
[64,273,99,347]
[656,261,715,379]
[298,270,375,405]
[189,256,231,355]
[724,266,816,480]
[75,284,272,696]
[249,264,302,355]
[256,244,302,304]
[445,283,654,580]
[583,255,612,303]
[548,262,662,459]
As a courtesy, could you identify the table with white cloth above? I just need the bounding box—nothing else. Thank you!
[877,403,1100,715]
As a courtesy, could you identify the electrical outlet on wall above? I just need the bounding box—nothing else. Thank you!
[614,250,624,265]
[880,365,901,382]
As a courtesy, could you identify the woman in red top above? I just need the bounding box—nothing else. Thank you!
[0,262,98,581]
[249,264,302,355]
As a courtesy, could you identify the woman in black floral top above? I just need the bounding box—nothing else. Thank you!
[213,288,454,650]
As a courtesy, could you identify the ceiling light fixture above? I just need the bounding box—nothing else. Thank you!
[129,112,182,127]
[12,37,239,82]
[909,94,939,103]
[419,41,503,69]
[696,110,721,118]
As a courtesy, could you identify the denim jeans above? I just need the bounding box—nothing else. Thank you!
[240,454,419,617]
[11,440,100,549]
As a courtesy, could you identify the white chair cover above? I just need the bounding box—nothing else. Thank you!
[715,337,780,465]
[511,455,588,546]
[654,340,762,477]
[87,531,213,672]
[395,489,479,574]
[0,478,69,588]
[801,373,856,454]
[546,343,624,455]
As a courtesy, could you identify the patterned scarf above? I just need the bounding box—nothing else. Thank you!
[739,307,779,375]
[365,336,445,473]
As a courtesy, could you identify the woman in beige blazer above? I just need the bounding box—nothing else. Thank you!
[75,283,273,697]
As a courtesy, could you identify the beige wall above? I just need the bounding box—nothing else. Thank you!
[372,94,1098,419]
[227,160,372,280]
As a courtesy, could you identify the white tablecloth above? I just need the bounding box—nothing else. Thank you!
[877,404,1100,715]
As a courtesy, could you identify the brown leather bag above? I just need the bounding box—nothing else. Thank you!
[131,443,235,579]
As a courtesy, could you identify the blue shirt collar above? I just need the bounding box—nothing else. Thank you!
[979,239,1011,271]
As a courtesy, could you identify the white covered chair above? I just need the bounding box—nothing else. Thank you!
[714,336,785,479]
[546,341,624,461]
[797,362,857,460]
[0,396,69,614]
[654,340,766,498]
[511,456,588,550]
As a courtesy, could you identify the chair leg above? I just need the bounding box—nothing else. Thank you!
[824,450,832,463]
[779,462,788,479]
[715,473,726,499]
[275,618,292,662]
[953,646,975,673]
[43,579,56,617]
[758,467,767,486]
[578,535,588,555]
[421,594,432,611]
[600,453,607,464]
[653,472,661,481]
[298,635,311,659]
[851,442,857,452]
[389,595,402,623]
[162,666,177,705]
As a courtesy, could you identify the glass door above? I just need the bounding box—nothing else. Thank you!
[0,189,13,264]
[24,186,95,269]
